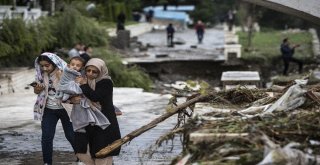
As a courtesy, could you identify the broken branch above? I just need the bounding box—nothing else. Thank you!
[95,92,215,158]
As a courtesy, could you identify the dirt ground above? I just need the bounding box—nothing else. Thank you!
[0,151,77,165]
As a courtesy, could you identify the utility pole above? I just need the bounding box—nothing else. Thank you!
[50,0,55,16]
[12,0,16,10]
[33,0,38,8]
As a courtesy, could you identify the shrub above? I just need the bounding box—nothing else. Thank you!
[94,47,152,91]
[0,18,55,66]
[238,30,313,64]
[46,6,109,48]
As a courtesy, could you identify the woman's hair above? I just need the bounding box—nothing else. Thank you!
[37,55,56,68]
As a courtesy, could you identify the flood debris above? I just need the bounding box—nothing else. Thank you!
[169,79,320,164]
[95,77,320,164]
[257,134,320,165]
[95,91,216,158]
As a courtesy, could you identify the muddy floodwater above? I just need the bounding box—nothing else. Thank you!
[0,87,182,165]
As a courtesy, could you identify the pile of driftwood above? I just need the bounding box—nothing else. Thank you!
[172,79,320,165]
[95,79,320,165]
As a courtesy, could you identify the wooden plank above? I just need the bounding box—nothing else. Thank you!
[221,71,260,81]
[225,85,257,90]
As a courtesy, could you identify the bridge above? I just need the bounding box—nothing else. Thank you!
[243,0,320,25]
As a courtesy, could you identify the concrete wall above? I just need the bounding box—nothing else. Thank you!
[309,28,320,60]
[243,0,320,25]
[108,23,154,37]
[270,0,320,18]
[0,68,35,95]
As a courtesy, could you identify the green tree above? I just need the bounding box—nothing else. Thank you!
[46,6,108,48]
[0,18,55,66]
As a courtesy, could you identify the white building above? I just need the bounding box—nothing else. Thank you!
[0,5,47,24]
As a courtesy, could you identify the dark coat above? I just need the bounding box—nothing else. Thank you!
[75,79,121,158]
[281,43,295,58]
[166,25,175,36]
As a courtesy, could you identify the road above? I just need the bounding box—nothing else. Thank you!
[0,86,182,165]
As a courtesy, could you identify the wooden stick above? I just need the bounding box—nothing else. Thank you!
[306,91,320,104]
[95,92,215,158]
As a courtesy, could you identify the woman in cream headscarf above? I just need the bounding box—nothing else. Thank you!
[73,58,121,165]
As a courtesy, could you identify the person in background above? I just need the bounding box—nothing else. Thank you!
[80,45,93,65]
[227,9,236,31]
[132,11,141,22]
[32,52,75,165]
[117,12,126,33]
[280,37,303,76]
[166,23,175,47]
[68,43,82,58]
[146,9,154,22]
[195,20,205,44]
[78,43,86,55]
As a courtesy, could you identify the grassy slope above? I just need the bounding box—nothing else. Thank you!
[238,30,313,63]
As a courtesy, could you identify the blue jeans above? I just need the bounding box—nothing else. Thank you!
[197,32,204,43]
[41,108,75,164]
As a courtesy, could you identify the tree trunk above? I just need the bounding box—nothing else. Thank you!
[50,0,55,16]
[12,0,16,10]
[95,92,215,158]
[247,15,253,48]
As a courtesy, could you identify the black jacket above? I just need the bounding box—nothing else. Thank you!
[79,79,121,157]
[281,43,294,58]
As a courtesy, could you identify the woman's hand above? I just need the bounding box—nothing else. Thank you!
[33,83,45,94]
[70,95,81,104]
[76,76,87,85]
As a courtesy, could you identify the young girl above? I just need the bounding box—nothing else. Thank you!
[32,52,75,165]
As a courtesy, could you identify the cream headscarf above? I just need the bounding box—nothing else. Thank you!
[85,58,111,90]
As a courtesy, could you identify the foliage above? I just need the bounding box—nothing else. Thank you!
[0,5,109,67]
[189,0,215,24]
[46,6,109,48]
[0,0,12,5]
[69,0,92,17]
[238,30,313,64]
[73,0,141,22]
[0,5,151,90]
[257,7,313,30]
[189,0,236,24]
[93,47,152,91]
[0,18,56,66]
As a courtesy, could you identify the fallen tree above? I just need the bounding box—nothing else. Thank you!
[95,92,215,158]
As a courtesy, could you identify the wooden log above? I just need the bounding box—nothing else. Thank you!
[95,92,215,158]
[306,91,320,104]
[190,132,249,144]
